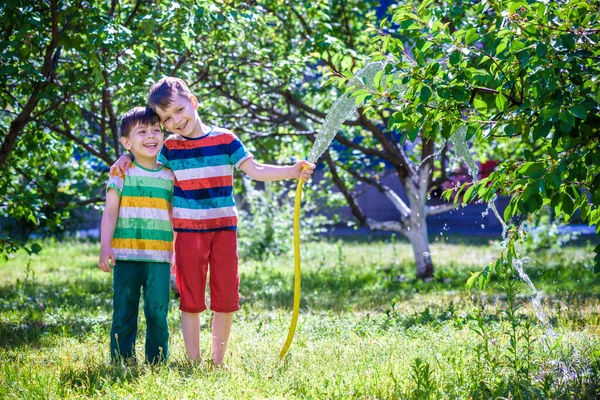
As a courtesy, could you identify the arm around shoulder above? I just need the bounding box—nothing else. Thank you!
[109,153,133,178]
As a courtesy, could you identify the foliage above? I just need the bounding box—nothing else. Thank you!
[1,0,467,279]
[519,207,580,253]
[339,0,599,275]
[237,178,328,261]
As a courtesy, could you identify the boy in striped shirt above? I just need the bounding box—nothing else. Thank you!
[111,77,315,366]
[98,107,174,364]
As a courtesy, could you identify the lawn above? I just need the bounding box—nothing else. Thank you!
[0,236,599,399]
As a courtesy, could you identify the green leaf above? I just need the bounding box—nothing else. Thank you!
[465,28,479,44]
[570,105,588,120]
[466,270,481,290]
[29,243,42,255]
[382,35,391,53]
[536,43,547,58]
[579,198,590,222]
[417,0,435,13]
[473,97,487,112]
[495,92,507,111]
[463,183,477,203]
[420,86,431,102]
[374,70,384,88]
[496,39,508,54]
[518,162,545,178]
[450,51,461,65]
[504,197,516,221]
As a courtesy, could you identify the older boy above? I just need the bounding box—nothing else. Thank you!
[111,77,314,365]
[99,106,174,364]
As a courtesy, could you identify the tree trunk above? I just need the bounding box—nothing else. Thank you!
[406,218,434,280]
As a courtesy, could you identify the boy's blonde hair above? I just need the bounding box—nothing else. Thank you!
[148,77,193,111]
[119,107,160,137]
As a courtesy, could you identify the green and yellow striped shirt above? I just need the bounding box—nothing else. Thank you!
[107,162,174,263]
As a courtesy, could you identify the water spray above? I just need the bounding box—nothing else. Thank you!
[279,62,387,359]
[451,128,556,342]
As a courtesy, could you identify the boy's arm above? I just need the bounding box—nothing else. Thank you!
[109,154,133,178]
[98,188,120,272]
[238,158,315,182]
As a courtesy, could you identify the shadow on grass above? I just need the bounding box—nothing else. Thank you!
[0,275,182,351]
[0,319,107,350]
[58,360,142,397]
[0,276,111,350]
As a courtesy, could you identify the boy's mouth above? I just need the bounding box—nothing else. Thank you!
[177,120,188,130]
[143,142,158,148]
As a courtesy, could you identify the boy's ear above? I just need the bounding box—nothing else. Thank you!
[190,95,199,109]
[120,136,131,150]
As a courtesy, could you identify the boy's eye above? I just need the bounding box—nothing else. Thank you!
[177,108,183,112]
[163,118,170,123]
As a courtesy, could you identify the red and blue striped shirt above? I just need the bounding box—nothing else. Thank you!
[158,126,252,232]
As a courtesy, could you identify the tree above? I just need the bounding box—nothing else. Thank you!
[348,0,599,277]
[0,0,223,249]
[2,0,468,280]
[175,0,462,279]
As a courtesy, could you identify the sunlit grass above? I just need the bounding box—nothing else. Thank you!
[1,237,599,398]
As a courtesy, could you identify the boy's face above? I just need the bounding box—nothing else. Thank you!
[155,94,201,138]
[120,122,164,161]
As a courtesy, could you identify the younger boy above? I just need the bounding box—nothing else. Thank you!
[111,77,315,365]
[99,106,174,364]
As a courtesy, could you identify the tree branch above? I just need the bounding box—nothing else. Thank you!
[43,122,113,165]
[339,164,411,219]
[124,0,142,26]
[0,0,61,167]
[322,150,367,225]
[426,202,456,216]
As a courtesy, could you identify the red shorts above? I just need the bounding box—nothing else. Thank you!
[174,230,240,313]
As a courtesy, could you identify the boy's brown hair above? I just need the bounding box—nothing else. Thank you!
[119,107,160,137]
[148,77,193,112]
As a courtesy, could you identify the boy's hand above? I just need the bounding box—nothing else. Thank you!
[295,160,316,182]
[98,247,116,272]
[109,154,133,178]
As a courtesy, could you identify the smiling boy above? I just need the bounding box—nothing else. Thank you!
[111,77,315,365]
[99,106,174,364]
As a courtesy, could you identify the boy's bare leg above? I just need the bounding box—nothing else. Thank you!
[212,312,233,365]
[181,311,200,360]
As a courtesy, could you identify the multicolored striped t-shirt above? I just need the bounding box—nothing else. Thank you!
[106,162,174,263]
[157,126,252,232]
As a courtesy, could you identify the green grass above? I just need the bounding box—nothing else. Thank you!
[0,237,599,399]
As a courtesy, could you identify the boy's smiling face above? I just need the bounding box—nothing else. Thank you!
[155,94,202,138]
[120,122,164,161]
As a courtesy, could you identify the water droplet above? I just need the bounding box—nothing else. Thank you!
[481,224,485,229]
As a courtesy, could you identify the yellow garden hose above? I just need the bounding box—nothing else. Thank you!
[279,175,304,359]
[277,62,383,359]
